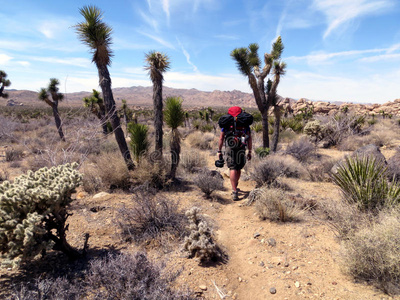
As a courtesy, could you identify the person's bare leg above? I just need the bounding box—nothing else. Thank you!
[230,169,241,191]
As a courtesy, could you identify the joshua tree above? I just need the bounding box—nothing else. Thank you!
[75,5,134,170]
[144,51,170,160]
[38,78,66,141]
[164,96,185,179]
[231,36,286,150]
[127,122,149,163]
[0,71,11,99]
[83,89,109,134]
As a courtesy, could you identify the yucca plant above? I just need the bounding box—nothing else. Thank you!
[164,97,185,179]
[145,51,170,160]
[0,70,11,99]
[83,89,108,134]
[332,156,400,211]
[38,78,65,141]
[128,122,149,163]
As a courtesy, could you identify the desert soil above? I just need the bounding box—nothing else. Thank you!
[0,148,398,300]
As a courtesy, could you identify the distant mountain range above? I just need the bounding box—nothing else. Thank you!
[5,86,258,108]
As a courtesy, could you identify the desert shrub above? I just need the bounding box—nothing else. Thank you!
[116,190,187,243]
[131,158,169,189]
[317,114,365,147]
[180,150,207,173]
[12,277,82,300]
[306,158,336,182]
[320,199,372,238]
[342,209,400,294]
[87,252,194,300]
[285,136,315,162]
[254,146,270,158]
[86,152,131,191]
[251,154,305,187]
[200,123,214,132]
[195,169,224,198]
[332,156,400,211]
[5,147,24,162]
[186,131,215,150]
[278,128,298,143]
[337,135,369,151]
[254,187,304,222]
[182,207,222,262]
[388,148,400,182]
[0,163,83,267]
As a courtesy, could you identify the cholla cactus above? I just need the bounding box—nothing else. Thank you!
[182,207,221,262]
[0,163,82,267]
[303,119,324,143]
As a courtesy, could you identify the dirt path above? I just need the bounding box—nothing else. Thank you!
[202,172,392,300]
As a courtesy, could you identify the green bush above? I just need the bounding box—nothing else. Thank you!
[251,122,263,133]
[128,122,149,163]
[332,156,400,211]
[0,163,82,267]
[255,147,270,158]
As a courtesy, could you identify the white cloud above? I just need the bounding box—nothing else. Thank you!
[28,56,91,68]
[16,61,30,67]
[313,0,395,38]
[137,30,175,49]
[213,34,239,40]
[162,0,170,24]
[177,38,198,72]
[359,53,400,62]
[139,9,159,32]
[0,54,13,65]
[280,69,400,103]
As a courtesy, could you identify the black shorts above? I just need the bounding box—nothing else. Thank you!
[226,147,246,170]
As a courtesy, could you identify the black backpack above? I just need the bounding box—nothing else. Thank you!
[218,112,253,149]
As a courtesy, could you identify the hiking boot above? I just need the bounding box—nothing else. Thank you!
[232,190,239,201]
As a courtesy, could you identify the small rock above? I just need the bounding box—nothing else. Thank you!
[270,287,277,294]
[292,266,298,270]
[295,281,300,288]
[267,238,277,247]
[199,285,207,291]
[254,232,261,238]
[238,277,243,282]
[307,282,312,286]
[284,262,290,267]
[259,261,265,267]
[332,281,337,285]
[92,191,110,199]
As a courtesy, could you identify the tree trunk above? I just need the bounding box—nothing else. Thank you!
[261,111,270,148]
[153,80,163,160]
[98,65,134,170]
[272,105,282,152]
[52,102,65,141]
[169,129,180,180]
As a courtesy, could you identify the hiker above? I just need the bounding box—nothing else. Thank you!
[217,106,253,201]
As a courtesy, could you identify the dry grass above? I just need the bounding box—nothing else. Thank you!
[185,131,216,150]
[179,150,207,173]
[254,187,305,222]
[342,208,400,295]
[251,154,306,187]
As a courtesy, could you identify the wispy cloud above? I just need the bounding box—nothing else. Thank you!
[162,0,170,25]
[286,48,386,64]
[27,56,91,68]
[139,9,159,32]
[0,54,13,65]
[313,0,395,39]
[213,34,239,40]
[137,30,175,49]
[359,53,400,62]
[177,38,198,72]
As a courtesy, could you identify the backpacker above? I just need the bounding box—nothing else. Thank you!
[218,106,253,149]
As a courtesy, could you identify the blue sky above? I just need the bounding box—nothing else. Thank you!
[1,0,399,103]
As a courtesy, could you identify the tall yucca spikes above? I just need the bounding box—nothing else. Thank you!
[248,43,261,67]
[230,48,251,76]
[271,36,284,60]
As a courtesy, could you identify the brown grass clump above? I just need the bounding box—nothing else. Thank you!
[185,131,215,150]
[254,187,304,222]
[131,158,169,189]
[179,150,207,173]
[342,209,400,295]
[195,169,224,198]
[83,152,131,192]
